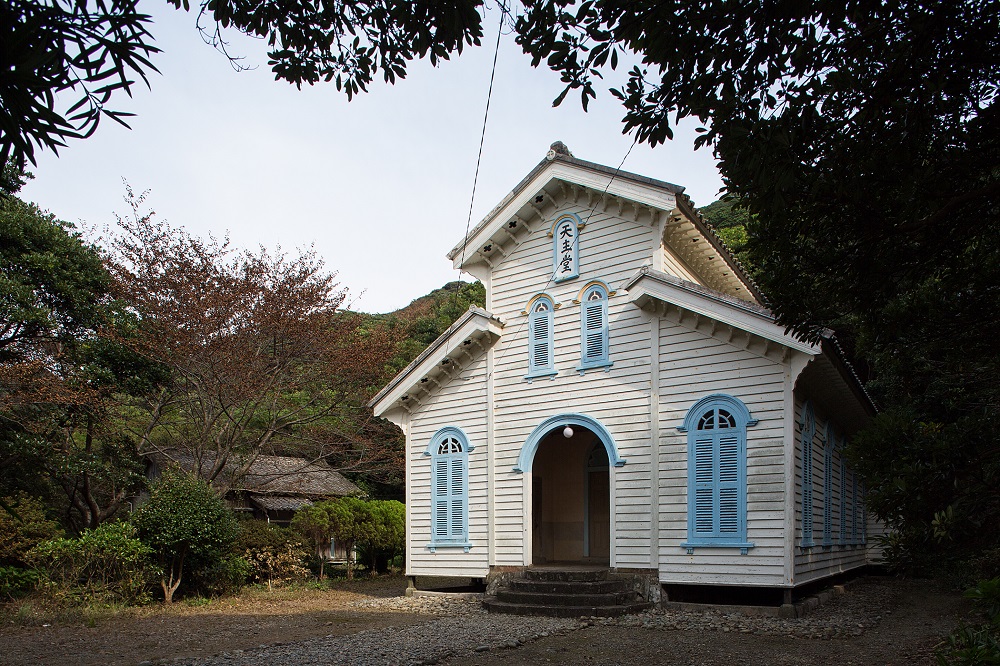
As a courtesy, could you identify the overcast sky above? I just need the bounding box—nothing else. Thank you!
[20,3,725,314]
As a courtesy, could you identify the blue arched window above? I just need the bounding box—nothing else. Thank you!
[578,284,611,371]
[526,295,556,379]
[425,428,473,552]
[678,394,757,554]
[800,401,816,548]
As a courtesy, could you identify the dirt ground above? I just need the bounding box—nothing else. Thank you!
[0,576,972,666]
[0,578,425,666]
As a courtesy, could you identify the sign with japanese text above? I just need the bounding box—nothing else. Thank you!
[552,214,580,282]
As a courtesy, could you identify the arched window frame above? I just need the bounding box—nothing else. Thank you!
[577,283,612,372]
[525,295,556,379]
[550,213,581,283]
[800,401,816,548]
[678,394,758,554]
[423,427,475,552]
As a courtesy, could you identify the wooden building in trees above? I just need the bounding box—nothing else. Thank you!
[146,452,362,529]
[370,143,880,602]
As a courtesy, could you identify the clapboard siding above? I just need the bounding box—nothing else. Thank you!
[792,393,869,583]
[405,353,490,578]
[486,199,659,567]
[657,314,789,586]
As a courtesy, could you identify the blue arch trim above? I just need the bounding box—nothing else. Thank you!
[422,426,476,456]
[676,393,758,433]
[513,413,625,473]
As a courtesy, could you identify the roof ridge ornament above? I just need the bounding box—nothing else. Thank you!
[546,141,573,160]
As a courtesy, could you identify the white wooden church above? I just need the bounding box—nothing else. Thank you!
[371,143,879,601]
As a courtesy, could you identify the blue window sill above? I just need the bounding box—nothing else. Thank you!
[576,360,613,374]
[427,542,473,553]
[681,541,755,555]
[524,369,557,382]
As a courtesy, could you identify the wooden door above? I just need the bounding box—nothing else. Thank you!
[588,471,610,560]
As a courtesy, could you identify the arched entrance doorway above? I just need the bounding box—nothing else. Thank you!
[516,415,624,565]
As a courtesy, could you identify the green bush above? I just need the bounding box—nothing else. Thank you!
[938,577,1000,665]
[132,470,238,603]
[235,520,309,590]
[0,494,63,567]
[188,553,251,597]
[0,565,39,600]
[357,500,405,575]
[27,522,156,605]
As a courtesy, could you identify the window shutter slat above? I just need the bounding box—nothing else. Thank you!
[694,436,713,483]
[695,488,714,533]
[718,435,738,483]
[719,488,738,533]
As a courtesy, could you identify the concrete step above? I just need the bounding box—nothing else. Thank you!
[496,589,638,607]
[524,567,609,583]
[483,597,653,618]
[510,579,626,595]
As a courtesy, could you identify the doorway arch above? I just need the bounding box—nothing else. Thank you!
[515,414,624,565]
[513,413,625,473]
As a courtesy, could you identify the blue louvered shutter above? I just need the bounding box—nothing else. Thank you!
[449,456,466,539]
[801,405,815,547]
[823,436,833,546]
[839,447,848,544]
[683,399,753,552]
[861,482,867,545]
[718,433,740,535]
[429,432,469,546]
[582,299,605,363]
[692,434,715,536]
[528,300,554,376]
[433,457,450,540]
[851,470,859,544]
[580,287,609,367]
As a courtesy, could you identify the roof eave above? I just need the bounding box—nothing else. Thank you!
[623,267,816,355]
[673,195,765,304]
[369,306,504,416]
[446,152,685,268]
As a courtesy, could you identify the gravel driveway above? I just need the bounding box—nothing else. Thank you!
[169,577,967,666]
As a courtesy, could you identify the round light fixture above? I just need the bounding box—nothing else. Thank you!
[562,426,574,438]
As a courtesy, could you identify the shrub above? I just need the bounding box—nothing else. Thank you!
[235,520,309,590]
[291,504,332,578]
[188,553,251,597]
[0,566,39,600]
[938,577,1000,665]
[27,522,156,605]
[0,494,63,567]
[357,500,405,575]
[132,470,237,603]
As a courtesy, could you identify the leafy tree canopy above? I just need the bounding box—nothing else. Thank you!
[0,0,485,174]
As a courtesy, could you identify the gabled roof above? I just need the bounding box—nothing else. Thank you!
[369,306,504,417]
[147,451,363,498]
[624,267,876,428]
[447,142,761,302]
